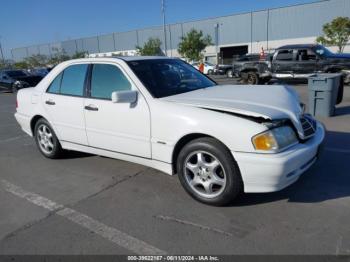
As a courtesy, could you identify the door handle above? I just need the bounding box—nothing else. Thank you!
[84,105,99,111]
[45,100,55,105]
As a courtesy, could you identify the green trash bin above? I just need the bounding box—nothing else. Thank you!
[308,73,342,117]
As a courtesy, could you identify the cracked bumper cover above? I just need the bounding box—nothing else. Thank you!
[232,122,325,193]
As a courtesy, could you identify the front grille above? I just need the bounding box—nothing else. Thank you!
[300,115,317,139]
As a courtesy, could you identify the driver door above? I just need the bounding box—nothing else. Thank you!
[84,63,151,158]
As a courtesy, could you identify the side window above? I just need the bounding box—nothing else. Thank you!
[60,64,88,96]
[297,49,316,61]
[276,50,294,61]
[90,64,131,100]
[47,73,62,94]
[307,50,317,60]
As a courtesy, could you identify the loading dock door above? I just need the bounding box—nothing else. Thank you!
[220,45,248,64]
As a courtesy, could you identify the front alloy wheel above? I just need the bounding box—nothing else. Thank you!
[184,151,226,199]
[177,137,242,206]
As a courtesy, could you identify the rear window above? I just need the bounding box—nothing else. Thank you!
[47,73,62,94]
[276,50,294,61]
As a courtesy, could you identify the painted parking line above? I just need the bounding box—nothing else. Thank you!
[0,179,166,255]
[325,147,350,154]
[0,135,28,144]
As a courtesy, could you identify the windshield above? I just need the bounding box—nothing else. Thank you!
[313,45,333,57]
[127,59,216,98]
[6,70,27,77]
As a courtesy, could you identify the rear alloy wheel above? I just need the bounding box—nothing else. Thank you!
[226,69,233,78]
[177,137,242,206]
[34,118,63,159]
[247,72,259,85]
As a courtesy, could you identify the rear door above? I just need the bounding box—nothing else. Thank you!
[271,49,295,77]
[42,64,89,145]
[295,48,318,75]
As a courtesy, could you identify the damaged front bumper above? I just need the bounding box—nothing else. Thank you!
[232,122,325,193]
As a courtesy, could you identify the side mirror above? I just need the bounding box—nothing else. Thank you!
[111,90,138,104]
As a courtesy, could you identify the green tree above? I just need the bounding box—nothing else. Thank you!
[48,48,70,65]
[71,51,87,59]
[178,29,212,61]
[316,17,350,53]
[24,54,48,68]
[136,38,164,56]
[14,61,29,69]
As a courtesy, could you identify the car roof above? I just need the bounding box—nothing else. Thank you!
[62,56,178,64]
[277,44,321,50]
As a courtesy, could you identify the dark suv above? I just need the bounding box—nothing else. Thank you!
[0,70,43,93]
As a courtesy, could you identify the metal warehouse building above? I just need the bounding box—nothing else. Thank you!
[11,0,350,64]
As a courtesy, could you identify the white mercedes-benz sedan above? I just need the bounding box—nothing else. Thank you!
[15,57,325,205]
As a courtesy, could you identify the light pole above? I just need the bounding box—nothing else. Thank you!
[161,0,168,56]
[0,36,5,64]
[214,23,222,64]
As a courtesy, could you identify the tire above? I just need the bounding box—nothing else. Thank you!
[247,72,259,85]
[11,84,18,93]
[207,69,214,75]
[34,118,63,159]
[226,69,233,78]
[177,137,242,206]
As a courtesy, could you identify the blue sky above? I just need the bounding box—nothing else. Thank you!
[1,0,317,58]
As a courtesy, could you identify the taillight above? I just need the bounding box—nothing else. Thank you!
[16,99,18,109]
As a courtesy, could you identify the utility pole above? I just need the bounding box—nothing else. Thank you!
[161,0,168,56]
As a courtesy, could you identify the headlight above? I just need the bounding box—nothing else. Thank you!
[252,126,298,152]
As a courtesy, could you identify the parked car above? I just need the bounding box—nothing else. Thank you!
[191,62,215,75]
[15,57,325,205]
[27,68,50,77]
[233,44,350,84]
[0,69,43,93]
[229,53,261,78]
[215,64,234,77]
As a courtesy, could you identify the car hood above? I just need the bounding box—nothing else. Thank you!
[162,84,304,133]
[327,53,350,59]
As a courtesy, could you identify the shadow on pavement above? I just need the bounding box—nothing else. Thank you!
[231,130,350,206]
[58,150,93,159]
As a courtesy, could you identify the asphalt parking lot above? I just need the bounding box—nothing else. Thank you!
[0,78,350,255]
